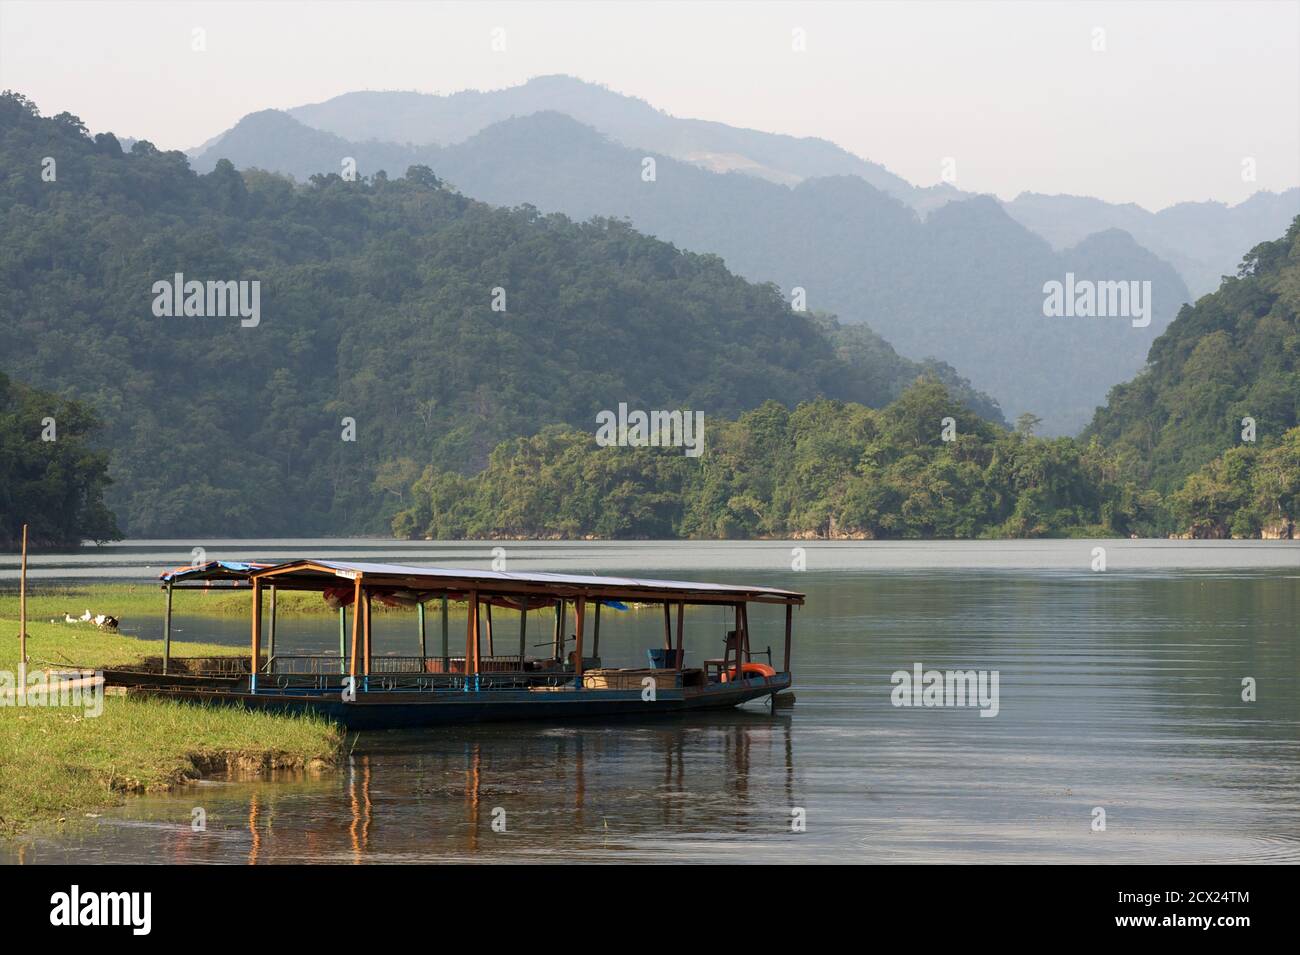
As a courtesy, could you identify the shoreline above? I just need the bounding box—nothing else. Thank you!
[0,616,343,836]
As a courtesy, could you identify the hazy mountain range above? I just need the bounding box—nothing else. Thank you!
[1002,191,1300,299]
[185,76,1296,432]
[281,74,936,202]
[194,75,1296,299]
[191,104,1188,434]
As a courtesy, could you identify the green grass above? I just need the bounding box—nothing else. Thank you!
[0,582,338,620]
[7,617,239,670]
[0,616,343,836]
[0,582,478,620]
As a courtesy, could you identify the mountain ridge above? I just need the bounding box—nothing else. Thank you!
[217,73,1299,299]
[190,106,1191,434]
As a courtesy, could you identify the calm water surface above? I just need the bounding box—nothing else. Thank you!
[3,539,1299,863]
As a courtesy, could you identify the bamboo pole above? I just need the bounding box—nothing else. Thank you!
[18,524,28,691]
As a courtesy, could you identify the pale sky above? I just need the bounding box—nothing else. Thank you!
[1,0,1296,210]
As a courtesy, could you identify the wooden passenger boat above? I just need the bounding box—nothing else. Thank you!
[126,559,804,728]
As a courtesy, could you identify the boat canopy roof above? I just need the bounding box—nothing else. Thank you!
[249,559,804,606]
[160,560,274,587]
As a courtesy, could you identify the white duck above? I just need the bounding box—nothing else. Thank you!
[70,608,120,631]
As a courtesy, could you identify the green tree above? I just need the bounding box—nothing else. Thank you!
[0,373,120,548]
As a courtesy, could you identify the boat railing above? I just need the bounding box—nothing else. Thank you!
[265,654,534,674]
[255,665,585,693]
[255,653,653,693]
[410,655,528,674]
[157,655,254,675]
[260,671,470,691]
[265,654,346,675]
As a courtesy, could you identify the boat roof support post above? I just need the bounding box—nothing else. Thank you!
[250,578,262,693]
[485,602,494,657]
[268,585,277,674]
[739,602,750,662]
[553,599,564,660]
[573,596,586,688]
[518,606,527,662]
[466,590,479,683]
[592,602,600,658]
[728,603,741,672]
[662,602,672,650]
[163,579,174,675]
[418,601,427,666]
[363,589,373,678]
[338,606,347,676]
[348,574,363,688]
[784,604,792,673]
[441,596,449,670]
[676,601,685,670]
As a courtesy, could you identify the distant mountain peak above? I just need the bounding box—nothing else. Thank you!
[275,75,920,200]
[189,73,1297,308]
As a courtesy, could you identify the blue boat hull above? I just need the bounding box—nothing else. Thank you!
[131,673,792,729]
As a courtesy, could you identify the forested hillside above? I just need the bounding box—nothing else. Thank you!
[1166,427,1300,539]
[393,380,1156,541]
[0,92,995,539]
[1086,217,1300,498]
[398,217,1300,542]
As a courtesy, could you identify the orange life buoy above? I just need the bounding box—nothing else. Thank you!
[722,662,776,683]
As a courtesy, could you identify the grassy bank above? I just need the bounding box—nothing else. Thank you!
[0,617,343,836]
[0,583,339,620]
[9,616,238,670]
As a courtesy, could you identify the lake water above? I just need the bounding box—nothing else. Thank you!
[3,539,1299,863]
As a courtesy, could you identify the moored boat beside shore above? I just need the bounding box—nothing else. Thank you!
[114,559,803,728]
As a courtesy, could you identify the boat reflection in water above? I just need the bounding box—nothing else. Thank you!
[356,712,796,861]
[42,711,799,864]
